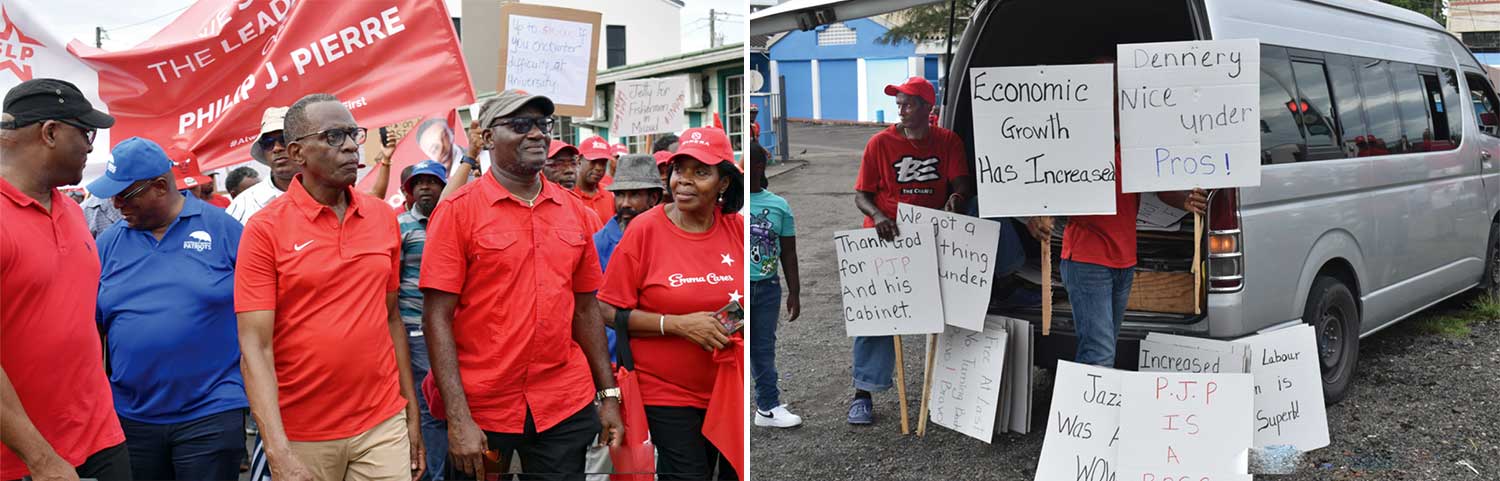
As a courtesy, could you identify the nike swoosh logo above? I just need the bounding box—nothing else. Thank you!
[294,240,314,251]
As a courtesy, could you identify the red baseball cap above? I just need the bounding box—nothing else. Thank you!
[884,76,935,105]
[578,136,613,161]
[613,143,629,156]
[652,150,673,166]
[171,156,213,191]
[547,140,579,159]
[670,127,737,170]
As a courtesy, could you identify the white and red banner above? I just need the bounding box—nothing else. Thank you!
[1,0,474,183]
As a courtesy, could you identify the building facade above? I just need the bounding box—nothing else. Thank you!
[761,17,941,123]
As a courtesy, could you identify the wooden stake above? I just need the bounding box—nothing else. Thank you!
[917,333,937,436]
[1042,233,1053,336]
[894,335,910,435]
[1193,212,1203,315]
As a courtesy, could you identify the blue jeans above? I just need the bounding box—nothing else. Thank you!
[408,330,449,481]
[750,278,783,409]
[851,335,897,392]
[119,408,244,481]
[1060,259,1135,367]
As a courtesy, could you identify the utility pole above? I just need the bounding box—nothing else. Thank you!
[709,9,716,48]
[96,26,103,48]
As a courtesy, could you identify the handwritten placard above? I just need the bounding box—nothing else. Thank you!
[930,321,1008,442]
[1035,361,1126,481]
[897,203,1001,332]
[1119,372,1254,478]
[834,225,946,337]
[1236,324,1330,451]
[1139,332,1250,374]
[1117,39,1261,193]
[498,4,600,117]
[611,77,689,137]
[1137,193,1189,228]
[969,64,1118,217]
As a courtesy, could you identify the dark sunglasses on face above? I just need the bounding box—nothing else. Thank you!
[54,119,97,144]
[291,127,368,147]
[489,117,555,135]
[257,132,285,149]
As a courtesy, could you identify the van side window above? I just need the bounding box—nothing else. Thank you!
[1261,46,1304,165]
[1291,61,1343,160]
[1414,70,1458,152]
[1465,72,1500,137]
[1327,55,1367,158]
[1440,69,1463,148]
[1389,63,1430,154]
[1357,59,1402,157]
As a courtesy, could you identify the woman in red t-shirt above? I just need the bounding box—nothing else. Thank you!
[598,127,745,480]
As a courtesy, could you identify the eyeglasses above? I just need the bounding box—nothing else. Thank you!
[291,127,368,147]
[489,117,555,135]
[54,119,96,144]
[546,155,579,167]
[118,178,159,201]
[257,132,285,149]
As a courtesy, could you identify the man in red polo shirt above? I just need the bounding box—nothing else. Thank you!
[1,78,129,481]
[574,135,617,225]
[235,93,423,481]
[421,90,622,480]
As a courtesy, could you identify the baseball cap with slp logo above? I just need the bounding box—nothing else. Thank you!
[171,156,213,191]
[577,135,613,161]
[86,137,171,198]
[1,78,115,130]
[671,127,737,171]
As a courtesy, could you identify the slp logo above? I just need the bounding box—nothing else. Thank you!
[681,131,711,148]
[893,156,940,183]
[183,230,212,252]
[0,7,44,82]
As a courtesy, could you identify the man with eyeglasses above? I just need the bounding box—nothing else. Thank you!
[236,93,425,481]
[1,78,130,481]
[421,89,622,480]
[88,137,249,481]
[226,106,297,224]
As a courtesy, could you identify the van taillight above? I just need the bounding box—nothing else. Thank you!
[1207,188,1243,292]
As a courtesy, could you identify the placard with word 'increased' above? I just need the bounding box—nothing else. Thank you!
[1139,332,1250,374]
[611,77,689,137]
[1117,39,1261,193]
[969,64,1118,217]
[897,203,1001,332]
[834,225,946,337]
[929,321,1007,442]
[1034,361,1126,481]
[1119,372,1254,480]
[1237,324,1330,451]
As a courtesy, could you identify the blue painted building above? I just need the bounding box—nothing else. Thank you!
[755,17,942,131]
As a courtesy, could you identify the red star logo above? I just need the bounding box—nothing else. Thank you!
[0,6,45,82]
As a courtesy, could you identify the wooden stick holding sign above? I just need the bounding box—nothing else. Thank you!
[1194,212,1203,315]
[894,335,910,434]
[1042,234,1052,336]
[917,334,936,436]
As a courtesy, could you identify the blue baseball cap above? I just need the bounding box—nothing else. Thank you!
[402,160,448,189]
[87,137,172,198]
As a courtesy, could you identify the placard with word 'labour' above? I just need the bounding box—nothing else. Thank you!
[969,64,1118,217]
[1117,39,1261,193]
[929,320,1007,442]
[1119,371,1254,478]
[834,225,946,337]
[1236,324,1330,452]
[897,203,1002,332]
[1034,361,1126,481]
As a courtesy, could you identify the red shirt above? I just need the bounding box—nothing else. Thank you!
[598,206,745,408]
[208,194,231,208]
[1,178,124,479]
[420,174,604,433]
[234,176,405,441]
[854,125,967,227]
[573,185,616,226]
[1062,151,1140,269]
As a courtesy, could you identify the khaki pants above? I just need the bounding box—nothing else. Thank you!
[290,411,410,481]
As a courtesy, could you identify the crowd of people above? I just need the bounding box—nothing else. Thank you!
[0,77,746,481]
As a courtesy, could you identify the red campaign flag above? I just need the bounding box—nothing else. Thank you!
[355,109,468,207]
[69,0,475,171]
[702,335,744,480]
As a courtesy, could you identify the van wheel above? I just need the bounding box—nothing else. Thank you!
[1303,276,1359,405]
[1484,222,1500,300]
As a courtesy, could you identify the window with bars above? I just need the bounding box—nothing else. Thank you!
[556,117,577,145]
[817,23,857,46]
[726,75,745,152]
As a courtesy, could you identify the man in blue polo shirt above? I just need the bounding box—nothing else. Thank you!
[397,159,448,480]
[89,137,248,481]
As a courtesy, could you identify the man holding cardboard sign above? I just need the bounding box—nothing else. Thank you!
[848,76,976,425]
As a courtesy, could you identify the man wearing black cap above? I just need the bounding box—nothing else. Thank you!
[1,78,131,481]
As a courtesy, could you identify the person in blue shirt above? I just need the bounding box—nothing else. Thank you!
[748,141,803,428]
[88,137,248,481]
[396,160,449,481]
[593,154,667,361]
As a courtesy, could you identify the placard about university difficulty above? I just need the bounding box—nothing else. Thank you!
[897,203,1001,332]
[1117,39,1261,193]
[498,4,601,117]
[834,225,946,337]
[969,64,1118,217]
[611,77,688,137]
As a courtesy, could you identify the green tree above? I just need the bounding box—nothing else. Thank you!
[1381,0,1446,26]
[875,0,978,46]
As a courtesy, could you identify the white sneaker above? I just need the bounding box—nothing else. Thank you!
[754,404,804,428]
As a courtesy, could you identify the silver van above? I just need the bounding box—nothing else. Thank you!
[945,0,1500,403]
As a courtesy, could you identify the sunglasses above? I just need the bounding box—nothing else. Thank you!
[257,132,285,149]
[291,127,368,147]
[489,117,555,135]
[54,119,97,144]
[118,178,160,201]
